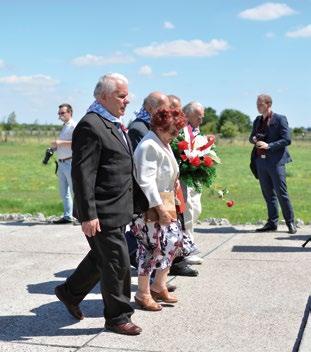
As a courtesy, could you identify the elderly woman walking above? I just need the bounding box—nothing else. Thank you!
[131,109,196,311]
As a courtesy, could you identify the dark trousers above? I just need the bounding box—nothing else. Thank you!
[256,158,294,226]
[65,224,134,325]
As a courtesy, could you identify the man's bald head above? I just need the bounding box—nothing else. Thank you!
[143,91,170,116]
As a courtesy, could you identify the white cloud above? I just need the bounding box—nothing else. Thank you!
[0,59,6,69]
[134,39,229,57]
[0,74,58,86]
[286,24,311,38]
[276,87,289,93]
[138,65,152,76]
[163,21,175,29]
[239,3,296,21]
[162,71,178,77]
[71,53,135,66]
[266,32,276,38]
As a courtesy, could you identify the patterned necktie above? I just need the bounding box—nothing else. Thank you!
[113,122,128,133]
[113,122,129,147]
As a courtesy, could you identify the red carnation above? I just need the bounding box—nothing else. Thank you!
[203,155,214,167]
[190,156,201,167]
[177,140,189,151]
[181,154,188,161]
[226,200,235,207]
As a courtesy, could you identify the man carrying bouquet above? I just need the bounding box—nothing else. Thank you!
[181,101,205,265]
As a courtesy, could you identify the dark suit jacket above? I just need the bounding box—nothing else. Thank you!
[249,112,292,168]
[72,112,148,227]
[128,118,150,151]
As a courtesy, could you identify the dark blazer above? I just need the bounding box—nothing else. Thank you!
[128,118,150,151]
[249,113,292,166]
[72,112,148,227]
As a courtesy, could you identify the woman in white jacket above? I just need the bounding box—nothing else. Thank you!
[132,109,194,311]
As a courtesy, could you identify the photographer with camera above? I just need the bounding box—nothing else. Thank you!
[51,103,76,224]
[249,94,296,234]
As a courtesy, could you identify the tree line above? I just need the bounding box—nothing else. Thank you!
[201,107,310,138]
[0,112,62,142]
[1,109,309,142]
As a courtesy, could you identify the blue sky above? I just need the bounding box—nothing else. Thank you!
[0,0,310,127]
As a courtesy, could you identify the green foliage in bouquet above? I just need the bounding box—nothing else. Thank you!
[171,130,218,193]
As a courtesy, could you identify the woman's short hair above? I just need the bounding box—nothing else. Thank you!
[150,108,186,131]
[93,73,128,98]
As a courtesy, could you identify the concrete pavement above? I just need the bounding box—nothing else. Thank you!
[0,221,311,352]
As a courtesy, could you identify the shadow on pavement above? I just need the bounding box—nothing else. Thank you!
[0,221,52,227]
[27,268,138,297]
[195,226,250,234]
[5,266,140,342]
[276,235,311,241]
[292,295,311,352]
[232,245,311,253]
[0,301,104,342]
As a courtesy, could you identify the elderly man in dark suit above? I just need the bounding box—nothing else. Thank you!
[250,94,296,234]
[55,73,148,335]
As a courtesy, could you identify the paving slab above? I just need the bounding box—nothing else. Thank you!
[0,222,310,351]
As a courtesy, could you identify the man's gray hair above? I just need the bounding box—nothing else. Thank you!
[93,73,128,98]
[183,101,204,116]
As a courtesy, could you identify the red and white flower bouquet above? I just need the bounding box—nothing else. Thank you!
[171,131,221,193]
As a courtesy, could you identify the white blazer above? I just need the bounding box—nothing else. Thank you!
[134,131,179,208]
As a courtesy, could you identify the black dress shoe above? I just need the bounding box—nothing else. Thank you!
[166,283,177,292]
[55,284,84,320]
[105,322,142,335]
[255,223,277,232]
[53,217,73,224]
[287,223,297,234]
[169,264,198,277]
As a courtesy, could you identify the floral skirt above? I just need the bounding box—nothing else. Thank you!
[130,215,198,276]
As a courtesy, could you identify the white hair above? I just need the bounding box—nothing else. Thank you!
[93,73,128,98]
[183,101,204,116]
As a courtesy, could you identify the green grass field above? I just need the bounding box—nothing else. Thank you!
[0,140,310,223]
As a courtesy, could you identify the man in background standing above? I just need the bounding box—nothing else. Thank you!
[250,94,296,234]
[52,103,76,224]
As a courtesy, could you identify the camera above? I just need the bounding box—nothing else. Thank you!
[255,133,267,142]
[42,147,55,164]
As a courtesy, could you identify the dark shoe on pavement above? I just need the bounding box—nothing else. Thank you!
[255,223,277,232]
[166,283,177,292]
[169,264,198,277]
[53,217,73,224]
[287,222,297,234]
[105,322,142,335]
[55,284,84,320]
